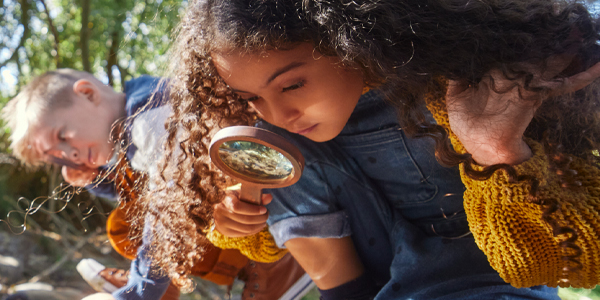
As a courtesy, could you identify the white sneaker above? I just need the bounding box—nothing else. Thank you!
[76,259,120,293]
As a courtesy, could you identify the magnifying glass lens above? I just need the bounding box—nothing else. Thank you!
[219,141,293,180]
[210,126,305,205]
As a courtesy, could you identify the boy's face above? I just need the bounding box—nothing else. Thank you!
[212,43,365,142]
[29,85,116,169]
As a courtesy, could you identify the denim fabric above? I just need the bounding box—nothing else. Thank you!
[112,205,172,300]
[264,130,395,286]
[262,90,559,299]
[112,246,170,300]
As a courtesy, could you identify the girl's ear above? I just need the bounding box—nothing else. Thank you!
[72,79,101,105]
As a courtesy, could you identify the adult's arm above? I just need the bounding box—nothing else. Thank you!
[426,76,600,288]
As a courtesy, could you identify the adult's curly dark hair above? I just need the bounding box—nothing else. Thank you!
[139,0,600,289]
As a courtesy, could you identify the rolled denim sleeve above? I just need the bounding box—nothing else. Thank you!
[266,161,353,247]
[268,211,351,248]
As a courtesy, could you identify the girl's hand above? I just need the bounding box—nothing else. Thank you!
[446,60,600,166]
[62,166,99,187]
[213,189,272,237]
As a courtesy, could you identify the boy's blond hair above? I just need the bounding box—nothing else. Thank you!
[2,69,102,165]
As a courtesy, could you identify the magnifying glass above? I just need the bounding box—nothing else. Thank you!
[209,126,305,205]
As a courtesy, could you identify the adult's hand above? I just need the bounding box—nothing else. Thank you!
[446,59,600,166]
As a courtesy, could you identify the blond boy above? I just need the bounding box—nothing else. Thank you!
[3,69,312,300]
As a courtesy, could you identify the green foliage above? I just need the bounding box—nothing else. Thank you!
[0,0,186,103]
[559,286,600,300]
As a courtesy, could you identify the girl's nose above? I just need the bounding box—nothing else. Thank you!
[271,103,302,128]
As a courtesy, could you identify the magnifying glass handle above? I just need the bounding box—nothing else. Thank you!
[240,184,263,205]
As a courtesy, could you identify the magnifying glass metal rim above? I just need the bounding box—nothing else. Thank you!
[209,126,305,188]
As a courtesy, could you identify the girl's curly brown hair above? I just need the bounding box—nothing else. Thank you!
[137,0,600,289]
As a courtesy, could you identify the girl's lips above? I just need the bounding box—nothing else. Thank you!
[294,124,318,135]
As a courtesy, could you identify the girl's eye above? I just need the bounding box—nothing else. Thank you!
[282,81,304,92]
[243,96,260,102]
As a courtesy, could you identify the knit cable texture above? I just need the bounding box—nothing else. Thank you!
[426,92,600,288]
[206,226,288,263]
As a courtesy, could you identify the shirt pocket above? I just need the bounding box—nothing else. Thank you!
[335,127,438,207]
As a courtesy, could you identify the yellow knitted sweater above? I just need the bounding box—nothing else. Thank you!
[426,93,600,289]
[209,91,600,289]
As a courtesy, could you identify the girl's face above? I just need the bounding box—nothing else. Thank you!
[212,43,364,142]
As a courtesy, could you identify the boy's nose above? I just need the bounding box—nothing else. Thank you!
[56,144,80,163]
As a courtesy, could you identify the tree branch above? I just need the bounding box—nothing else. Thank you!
[0,0,31,69]
[39,0,61,68]
[27,231,98,283]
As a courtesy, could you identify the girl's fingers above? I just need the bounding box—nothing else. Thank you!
[216,226,266,238]
[214,201,269,224]
[214,214,267,237]
[223,191,268,215]
[214,191,271,237]
[261,194,273,205]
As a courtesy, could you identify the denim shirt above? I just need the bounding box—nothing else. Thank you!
[262,90,559,299]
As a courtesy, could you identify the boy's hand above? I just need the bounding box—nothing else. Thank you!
[62,165,99,187]
[213,189,272,237]
[446,59,600,166]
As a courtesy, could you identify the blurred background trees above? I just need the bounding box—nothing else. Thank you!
[0,0,598,299]
[0,0,202,298]
[0,0,184,231]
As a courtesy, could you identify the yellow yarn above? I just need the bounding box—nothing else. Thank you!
[426,91,600,288]
[207,226,288,263]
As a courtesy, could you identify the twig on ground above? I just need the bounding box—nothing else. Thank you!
[27,231,99,283]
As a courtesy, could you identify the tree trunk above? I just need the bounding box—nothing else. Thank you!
[106,30,119,87]
[80,0,91,72]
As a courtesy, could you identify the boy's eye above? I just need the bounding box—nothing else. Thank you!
[57,130,67,141]
[282,81,304,92]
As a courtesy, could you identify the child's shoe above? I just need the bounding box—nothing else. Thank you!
[239,253,315,300]
[77,258,181,300]
[76,258,123,293]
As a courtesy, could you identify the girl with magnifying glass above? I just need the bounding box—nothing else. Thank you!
[143,0,600,299]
